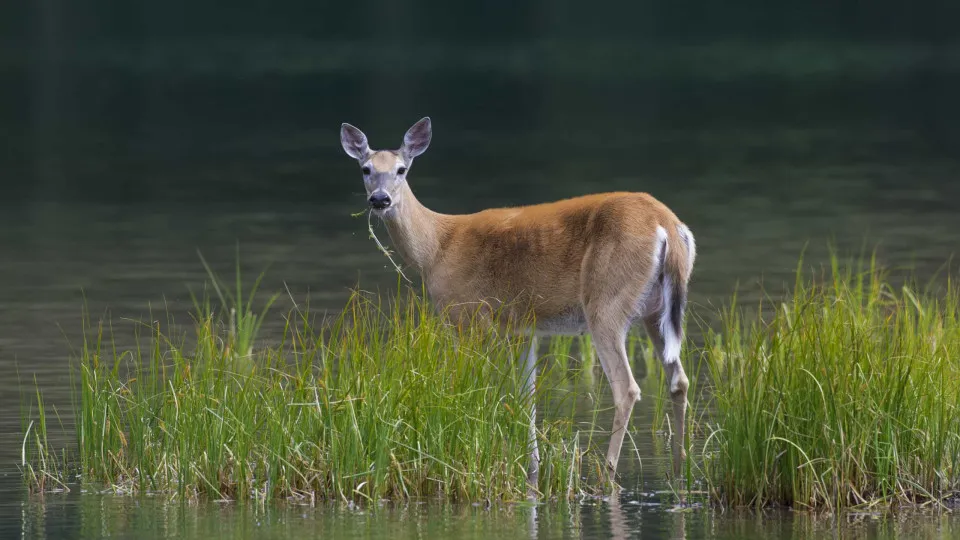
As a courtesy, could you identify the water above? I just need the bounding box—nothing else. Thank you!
[10,494,960,539]
[3,22,960,539]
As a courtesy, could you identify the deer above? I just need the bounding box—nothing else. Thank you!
[340,117,696,486]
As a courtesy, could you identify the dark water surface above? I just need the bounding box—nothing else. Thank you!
[12,494,960,539]
[2,33,960,538]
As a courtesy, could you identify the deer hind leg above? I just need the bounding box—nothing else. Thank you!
[585,305,640,475]
[581,236,659,476]
[643,314,689,476]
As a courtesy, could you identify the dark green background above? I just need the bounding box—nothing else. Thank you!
[2,2,960,537]
[3,0,958,203]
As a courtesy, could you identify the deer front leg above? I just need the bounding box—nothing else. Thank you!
[522,336,540,485]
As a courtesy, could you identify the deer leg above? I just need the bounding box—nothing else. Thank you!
[643,315,689,476]
[523,335,540,485]
[588,317,640,475]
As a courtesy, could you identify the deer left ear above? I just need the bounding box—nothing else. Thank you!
[401,117,432,160]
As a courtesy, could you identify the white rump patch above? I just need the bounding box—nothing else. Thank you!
[654,226,668,264]
[636,226,669,318]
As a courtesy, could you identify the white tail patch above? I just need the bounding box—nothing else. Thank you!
[657,224,682,365]
[659,274,681,364]
[677,223,696,273]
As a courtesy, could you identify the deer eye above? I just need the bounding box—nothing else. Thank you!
[361,167,371,175]
[397,167,407,175]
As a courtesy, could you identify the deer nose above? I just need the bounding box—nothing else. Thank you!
[368,192,392,210]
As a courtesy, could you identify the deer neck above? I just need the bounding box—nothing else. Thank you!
[379,182,446,275]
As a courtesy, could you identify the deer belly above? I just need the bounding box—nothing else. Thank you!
[534,307,588,336]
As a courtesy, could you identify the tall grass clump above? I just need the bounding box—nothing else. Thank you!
[23,272,601,502]
[703,255,960,509]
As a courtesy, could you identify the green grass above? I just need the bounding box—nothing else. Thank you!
[21,267,607,502]
[701,255,960,509]
[24,251,960,510]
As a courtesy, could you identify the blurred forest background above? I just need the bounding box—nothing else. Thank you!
[1,0,958,203]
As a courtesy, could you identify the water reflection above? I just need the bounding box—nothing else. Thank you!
[606,495,629,539]
[15,491,960,540]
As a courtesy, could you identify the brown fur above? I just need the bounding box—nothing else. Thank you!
[375,181,695,479]
[384,188,689,328]
[370,151,399,172]
[342,114,697,481]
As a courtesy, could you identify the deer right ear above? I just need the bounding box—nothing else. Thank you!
[340,123,370,161]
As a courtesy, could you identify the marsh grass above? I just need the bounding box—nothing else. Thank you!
[21,267,607,502]
[702,255,960,509]
[28,248,958,510]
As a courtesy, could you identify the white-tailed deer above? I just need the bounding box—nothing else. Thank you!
[340,117,696,483]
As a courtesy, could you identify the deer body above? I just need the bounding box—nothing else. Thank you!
[341,118,696,483]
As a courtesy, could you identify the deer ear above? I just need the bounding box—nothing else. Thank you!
[401,117,432,160]
[340,123,370,161]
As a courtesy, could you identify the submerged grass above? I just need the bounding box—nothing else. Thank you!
[702,255,960,509]
[21,268,605,502]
